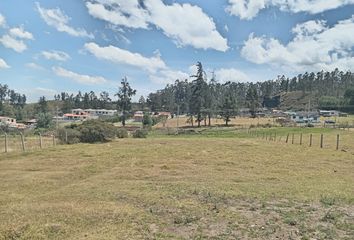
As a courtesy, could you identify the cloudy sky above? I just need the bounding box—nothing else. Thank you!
[1,0,354,102]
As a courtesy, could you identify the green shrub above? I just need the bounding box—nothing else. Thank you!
[133,129,148,138]
[142,113,152,129]
[58,128,81,144]
[116,128,128,138]
[76,120,117,143]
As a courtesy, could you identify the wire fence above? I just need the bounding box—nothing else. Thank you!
[0,134,56,154]
[247,129,354,153]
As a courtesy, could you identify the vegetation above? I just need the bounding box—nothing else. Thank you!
[0,136,353,239]
[132,129,148,138]
[116,77,136,127]
[146,68,354,115]
[116,128,128,139]
[60,120,117,143]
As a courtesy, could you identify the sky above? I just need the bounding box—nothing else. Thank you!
[1,0,354,102]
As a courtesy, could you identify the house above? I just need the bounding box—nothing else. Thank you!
[72,108,117,117]
[290,112,320,124]
[0,116,17,128]
[25,119,37,128]
[319,110,339,117]
[133,111,144,122]
[63,113,91,121]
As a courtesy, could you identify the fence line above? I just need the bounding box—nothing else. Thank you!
[248,129,346,152]
[1,134,57,154]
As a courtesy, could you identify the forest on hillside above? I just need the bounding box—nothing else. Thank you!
[146,65,354,115]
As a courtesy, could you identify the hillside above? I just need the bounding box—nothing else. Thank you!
[278,91,318,111]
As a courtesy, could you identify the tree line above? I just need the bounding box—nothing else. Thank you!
[0,84,27,120]
[146,65,354,120]
[2,63,354,128]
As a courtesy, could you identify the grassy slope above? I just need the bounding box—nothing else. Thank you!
[0,135,353,239]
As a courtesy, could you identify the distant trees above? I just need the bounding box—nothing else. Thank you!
[116,77,136,126]
[0,84,27,120]
[145,67,354,120]
[246,84,259,118]
[220,83,238,126]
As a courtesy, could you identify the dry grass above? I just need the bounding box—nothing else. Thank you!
[0,136,353,239]
[0,135,55,153]
[154,116,277,129]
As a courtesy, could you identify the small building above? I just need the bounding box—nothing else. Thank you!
[133,111,144,122]
[291,112,320,124]
[25,119,37,127]
[319,110,339,117]
[0,116,17,127]
[63,113,91,121]
[72,108,117,117]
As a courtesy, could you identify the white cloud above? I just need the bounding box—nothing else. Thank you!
[0,14,6,28]
[41,50,70,61]
[227,0,354,20]
[86,0,149,29]
[25,62,44,70]
[85,0,228,51]
[241,16,354,72]
[0,58,10,69]
[36,2,94,38]
[149,69,190,84]
[0,25,34,52]
[84,42,166,73]
[9,26,34,40]
[0,34,27,52]
[215,68,250,83]
[52,66,108,85]
[226,0,266,20]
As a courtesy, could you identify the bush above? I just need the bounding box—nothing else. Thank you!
[58,128,81,144]
[133,129,148,138]
[142,113,153,129]
[76,120,117,143]
[116,128,128,138]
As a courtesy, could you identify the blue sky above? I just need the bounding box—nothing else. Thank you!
[1,0,354,102]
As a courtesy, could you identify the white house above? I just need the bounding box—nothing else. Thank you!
[290,112,320,124]
[71,108,117,117]
[0,116,17,127]
[319,110,339,117]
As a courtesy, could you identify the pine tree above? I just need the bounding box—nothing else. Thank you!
[116,77,136,126]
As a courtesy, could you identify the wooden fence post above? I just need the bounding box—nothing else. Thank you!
[336,134,340,150]
[291,133,294,144]
[286,133,289,143]
[65,130,68,144]
[309,134,312,147]
[320,134,323,148]
[4,133,8,153]
[300,133,303,145]
[20,133,25,152]
[39,133,43,149]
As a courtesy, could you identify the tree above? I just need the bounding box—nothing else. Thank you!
[189,62,207,127]
[36,112,52,129]
[142,112,152,129]
[220,84,238,126]
[138,96,146,110]
[246,84,259,118]
[116,77,136,126]
[36,96,48,113]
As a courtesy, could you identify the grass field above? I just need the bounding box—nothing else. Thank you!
[0,130,353,239]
